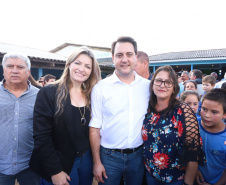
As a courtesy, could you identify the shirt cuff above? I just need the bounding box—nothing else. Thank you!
[89,117,102,128]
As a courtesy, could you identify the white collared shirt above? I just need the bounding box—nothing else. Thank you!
[89,72,150,149]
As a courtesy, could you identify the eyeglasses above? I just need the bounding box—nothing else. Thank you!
[153,79,175,88]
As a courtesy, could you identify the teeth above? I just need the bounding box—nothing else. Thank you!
[76,72,83,76]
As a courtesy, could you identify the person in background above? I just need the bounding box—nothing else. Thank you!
[178,71,190,96]
[180,90,201,122]
[43,74,56,86]
[89,36,150,185]
[142,65,205,185]
[201,75,216,96]
[221,82,226,90]
[38,76,45,87]
[210,72,219,83]
[197,75,216,114]
[215,72,226,88]
[135,51,152,80]
[189,69,204,96]
[0,52,40,185]
[196,89,226,185]
[29,46,101,185]
[184,80,197,91]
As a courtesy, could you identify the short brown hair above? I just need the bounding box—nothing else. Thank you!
[137,51,149,63]
[111,36,137,55]
[44,74,56,84]
[202,75,216,86]
[202,88,226,114]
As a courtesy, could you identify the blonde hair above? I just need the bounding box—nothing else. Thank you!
[54,46,101,117]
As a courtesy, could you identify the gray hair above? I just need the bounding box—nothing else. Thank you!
[2,52,31,70]
[182,71,189,77]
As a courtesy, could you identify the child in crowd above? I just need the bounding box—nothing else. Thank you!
[196,89,226,185]
[184,80,197,91]
[197,75,216,114]
[180,90,201,122]
[202,75,216,95]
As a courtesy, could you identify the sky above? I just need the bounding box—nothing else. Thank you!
[1,0,226,56]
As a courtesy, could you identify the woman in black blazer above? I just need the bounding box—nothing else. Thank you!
[29,46,101,185]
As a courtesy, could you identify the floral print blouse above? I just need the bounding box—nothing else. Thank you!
[142,102,205,183]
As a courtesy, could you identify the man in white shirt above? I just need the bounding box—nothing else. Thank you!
[89,36,150,185]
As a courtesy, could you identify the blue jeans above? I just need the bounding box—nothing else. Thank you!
[43,149,93,185]
[99,145,144,185]
[0,167,41,185]
[146,171,184,185]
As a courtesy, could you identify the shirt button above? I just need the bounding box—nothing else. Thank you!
[14,138,16,140]
[15,112,17,115]
[14,150,16,153]
[15,125,17,127]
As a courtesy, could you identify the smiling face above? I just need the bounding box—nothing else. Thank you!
[69,54,92,84]
[201,99,226,130]
[112,42,137,79]
[153,71,174,101]
[184,94,199,113]
[3,57,30,86]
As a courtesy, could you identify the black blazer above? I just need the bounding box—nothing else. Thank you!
[29,85,90,181]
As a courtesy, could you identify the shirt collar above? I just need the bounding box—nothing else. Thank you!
[111,71,142,85]
[1,79,31,91]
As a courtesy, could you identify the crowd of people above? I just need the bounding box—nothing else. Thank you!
[0,36,225,185]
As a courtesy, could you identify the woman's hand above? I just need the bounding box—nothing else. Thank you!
[51,171,71,185]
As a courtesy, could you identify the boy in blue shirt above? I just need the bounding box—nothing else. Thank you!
[196,88,226,185]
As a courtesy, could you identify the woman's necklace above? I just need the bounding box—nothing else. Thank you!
[70,92,86,125]
[79,106,86,125]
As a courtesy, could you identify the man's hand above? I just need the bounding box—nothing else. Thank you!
[51,171,71,185]
[93,162,108,183]
[196,170,207,185]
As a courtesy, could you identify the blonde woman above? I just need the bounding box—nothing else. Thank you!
[30,46,101,185]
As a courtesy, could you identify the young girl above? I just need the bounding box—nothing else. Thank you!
[180,90,201,123]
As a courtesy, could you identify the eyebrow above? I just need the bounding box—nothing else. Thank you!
[116,52,133,55]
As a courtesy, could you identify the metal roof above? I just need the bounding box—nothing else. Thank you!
[50,43,111,53]
[0,42,66,62]
[149,48,226,62]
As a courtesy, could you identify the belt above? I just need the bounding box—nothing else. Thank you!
[114,145,143,154]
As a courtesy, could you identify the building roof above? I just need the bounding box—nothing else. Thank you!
[50,43,111,53]
[149,48,226,62]
[0,42,66,62]
[50,43,112,59]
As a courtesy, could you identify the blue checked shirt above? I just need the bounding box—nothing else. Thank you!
[0,80,38,175]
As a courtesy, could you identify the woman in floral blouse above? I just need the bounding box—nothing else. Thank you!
[142,65,205,185]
